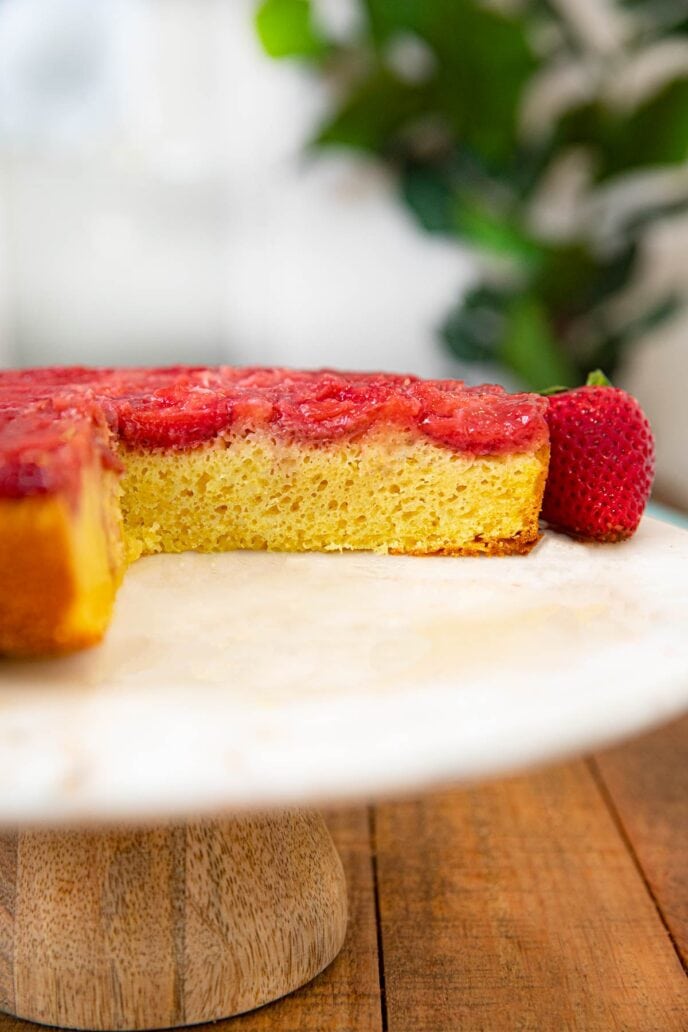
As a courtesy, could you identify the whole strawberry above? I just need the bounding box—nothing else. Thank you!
[542,371,655,542]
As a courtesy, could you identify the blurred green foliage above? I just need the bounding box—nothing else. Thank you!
[255,0,327,57]
[256,0,688,388]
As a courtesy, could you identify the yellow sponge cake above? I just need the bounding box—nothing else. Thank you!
[0,366,549,656]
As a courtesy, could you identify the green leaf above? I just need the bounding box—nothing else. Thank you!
[315,69,430,151]
[255,0,326,59]
[441,286,509,363]
[452,196,542,264]
[500,295,578,390]
[615,78,688,172]
[401,164,543,261]
[532,243,637,321]
[401,166,456,234]
[620,1,688,39]
[364,0,539,163]
[444,286,580,388]
[362,0,428,42]
[558,77,688,180]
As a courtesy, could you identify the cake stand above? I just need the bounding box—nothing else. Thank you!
[1,516,688,1030]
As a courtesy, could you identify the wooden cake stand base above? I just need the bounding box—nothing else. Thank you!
[0,811,348,1031]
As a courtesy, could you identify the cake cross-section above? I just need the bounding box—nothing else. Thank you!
[0,366,550,656]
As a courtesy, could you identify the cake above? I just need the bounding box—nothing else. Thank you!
[0,366,549,656]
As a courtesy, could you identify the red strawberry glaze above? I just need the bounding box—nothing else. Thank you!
[0,366,548,500]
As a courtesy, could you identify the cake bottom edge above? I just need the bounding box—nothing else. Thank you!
[390,525,542,557]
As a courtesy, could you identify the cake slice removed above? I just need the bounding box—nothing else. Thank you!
[0,367,550,656]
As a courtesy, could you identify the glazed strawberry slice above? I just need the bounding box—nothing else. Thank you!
[542,371,655,542]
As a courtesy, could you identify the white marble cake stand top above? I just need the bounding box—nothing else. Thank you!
[1,517,687,824]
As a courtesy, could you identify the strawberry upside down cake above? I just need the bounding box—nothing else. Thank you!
[0,366,550,656]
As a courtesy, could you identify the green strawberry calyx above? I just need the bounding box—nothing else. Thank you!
[539,369,612,396]
[585,369,612,387]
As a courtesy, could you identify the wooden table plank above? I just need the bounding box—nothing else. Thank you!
[222,807,382,1032]
[374,761,688,1032]
[0,836,16,1017]
[593,713,688,969]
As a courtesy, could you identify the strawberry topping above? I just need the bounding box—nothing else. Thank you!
[0,366,548,500]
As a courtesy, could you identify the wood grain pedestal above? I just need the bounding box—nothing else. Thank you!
[0,811,348,1031]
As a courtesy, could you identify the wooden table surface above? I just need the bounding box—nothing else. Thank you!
[0,715,685,1032]
[227,713,688,1032]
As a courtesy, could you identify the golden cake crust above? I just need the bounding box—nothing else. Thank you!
[0,466,123,657]
[0,494,81,656]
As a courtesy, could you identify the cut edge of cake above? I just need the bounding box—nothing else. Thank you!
[0,367,551,657]
[120,432,549,562]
